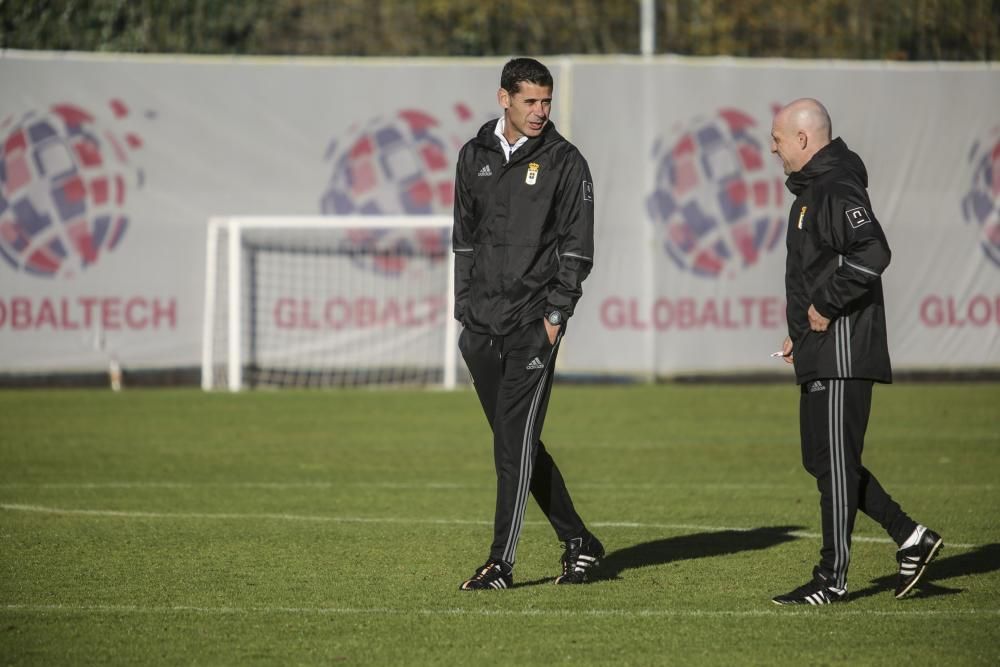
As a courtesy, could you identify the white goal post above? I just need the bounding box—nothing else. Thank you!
[201,215,458,391]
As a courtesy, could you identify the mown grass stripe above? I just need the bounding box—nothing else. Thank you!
[4,604,998,618]
[0,481,994,490]
[0,503,980,549]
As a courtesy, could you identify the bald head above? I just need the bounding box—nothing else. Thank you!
[770,98,833,175]
[778,98,832,142]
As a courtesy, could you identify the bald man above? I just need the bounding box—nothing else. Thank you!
[769,99,943,605]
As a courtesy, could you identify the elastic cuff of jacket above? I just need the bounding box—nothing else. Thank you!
[810,296,836,320]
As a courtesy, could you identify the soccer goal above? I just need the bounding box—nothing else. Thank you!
[201,216,458,391]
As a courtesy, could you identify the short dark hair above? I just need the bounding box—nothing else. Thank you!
[500,58,553,95]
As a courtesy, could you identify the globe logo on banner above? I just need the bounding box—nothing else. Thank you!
[320,105,476,276]
[0,101,145,278]
[646,108,785,278]
[961,128,1000,268]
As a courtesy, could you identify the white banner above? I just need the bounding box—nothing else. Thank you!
[0,52,499,373]
[564,60,1000,376]
[1,52,997,377]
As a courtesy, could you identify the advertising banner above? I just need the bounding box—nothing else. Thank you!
[0,53,498,374]
[565,60,1000,375]
[1,52,997,378]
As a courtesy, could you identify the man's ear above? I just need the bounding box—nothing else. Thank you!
[797,130,808,149]
[497,88,510,109]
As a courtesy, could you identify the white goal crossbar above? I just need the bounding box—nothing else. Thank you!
[201,215,457,391]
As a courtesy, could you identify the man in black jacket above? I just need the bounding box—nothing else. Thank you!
[453,57,603,590]
[770,98,943,605]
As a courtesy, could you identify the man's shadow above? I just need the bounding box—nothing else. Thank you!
[515,531,1000,592]
[594,525,803,581]
[848,542,1000,600]
[515,525,801,587]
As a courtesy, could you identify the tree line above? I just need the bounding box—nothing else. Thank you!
[3,0,997,61]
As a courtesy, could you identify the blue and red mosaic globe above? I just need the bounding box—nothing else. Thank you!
[962,129,1000,268]
[320,105,477,276]
[321,105,475,216]
[0,102,141,278]
[647,108,786,278]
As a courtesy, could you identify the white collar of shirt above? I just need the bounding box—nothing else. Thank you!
[494,117,528,161]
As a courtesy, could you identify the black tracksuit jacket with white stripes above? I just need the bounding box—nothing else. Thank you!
[784,138,893,385]
[452,120,595,335]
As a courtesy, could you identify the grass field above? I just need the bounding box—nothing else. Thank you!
[1,383,998,665]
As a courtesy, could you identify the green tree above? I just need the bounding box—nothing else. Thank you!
[2,0,996,60]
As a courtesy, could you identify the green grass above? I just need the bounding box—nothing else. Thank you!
[1,383,998,665]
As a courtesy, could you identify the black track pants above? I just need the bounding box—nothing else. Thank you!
[459,320,587,565]
[799,379,917,589]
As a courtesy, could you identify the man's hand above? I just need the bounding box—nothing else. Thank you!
[808,304,830,332]
[781,335,794,364]
[543,318,560,345]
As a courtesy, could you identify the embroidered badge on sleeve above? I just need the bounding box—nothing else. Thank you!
[845,206,871,229]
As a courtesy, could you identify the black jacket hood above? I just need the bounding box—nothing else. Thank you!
[786,137,868,196]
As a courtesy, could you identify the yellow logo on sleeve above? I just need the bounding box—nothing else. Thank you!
[797,206,807,229]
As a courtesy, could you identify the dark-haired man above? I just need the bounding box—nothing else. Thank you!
[770,98,943,605]
[452,57,603,590]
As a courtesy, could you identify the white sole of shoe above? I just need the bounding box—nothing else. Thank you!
[895,537,943,599]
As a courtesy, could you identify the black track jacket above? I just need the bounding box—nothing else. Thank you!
[784,138,892,385]
[453,120,595,335]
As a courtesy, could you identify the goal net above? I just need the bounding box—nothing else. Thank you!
[201,216,458,390]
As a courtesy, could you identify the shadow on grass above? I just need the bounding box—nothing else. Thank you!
[595,525,804,582]
[514,525,802,588]
[848,542,1000,601]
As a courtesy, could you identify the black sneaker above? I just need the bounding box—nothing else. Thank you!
[895,527,943,599]
[459,560,513,591]
[772,569,847,605]
[554,534,605,584]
